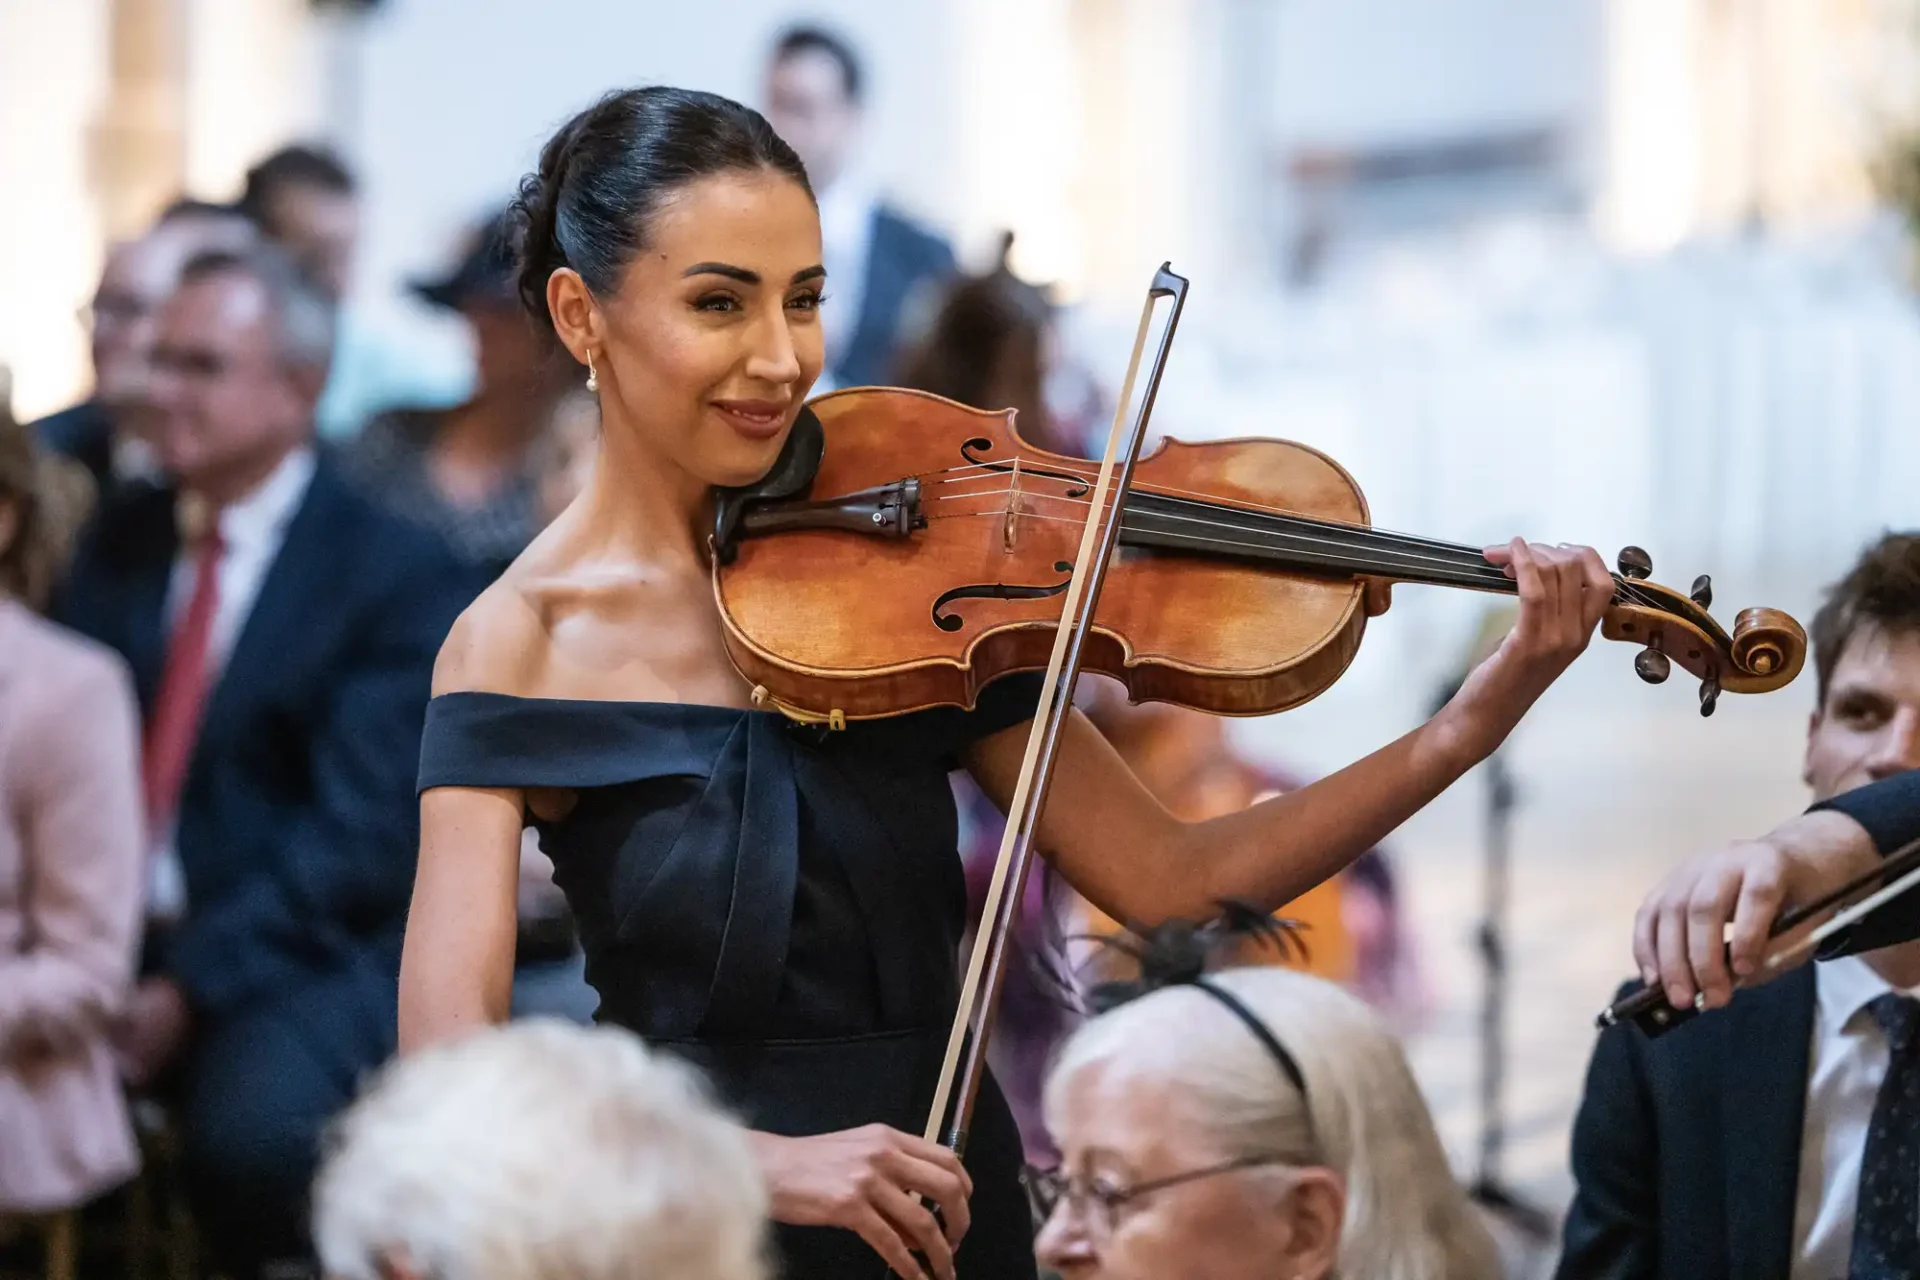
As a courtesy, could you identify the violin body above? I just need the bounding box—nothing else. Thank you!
[714,386,1805,724]
[723,266,1807,1166]
[716,387,1381,721]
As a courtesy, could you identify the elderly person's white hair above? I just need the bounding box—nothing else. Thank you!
[1046,966,1498,1280]
[314,1020,768,1280]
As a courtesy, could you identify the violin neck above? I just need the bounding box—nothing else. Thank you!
[1117,492,1622,600]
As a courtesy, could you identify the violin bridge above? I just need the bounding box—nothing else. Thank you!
[1002,458,1022,552]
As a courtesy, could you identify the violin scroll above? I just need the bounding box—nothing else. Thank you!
[1729,608,1800,684]
[1600,574,1807,707]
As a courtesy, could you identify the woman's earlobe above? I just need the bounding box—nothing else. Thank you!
[545,266,601,365]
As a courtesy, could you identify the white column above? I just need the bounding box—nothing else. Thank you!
[951,0,1084,288]
[181,0,324,200]
[1598,0,1704,252]
[0,0,112,418]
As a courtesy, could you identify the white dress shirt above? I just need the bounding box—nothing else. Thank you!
[146,447,316,920]
[814,172,878,390]
[1790,953,1920,1279]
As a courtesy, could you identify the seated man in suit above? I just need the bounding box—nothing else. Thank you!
[54,244,478,1277]
[1560,531,1920,1280]
[33,204,256,492]
[763,24,956,390]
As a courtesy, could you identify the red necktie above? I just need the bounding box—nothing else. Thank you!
[142,527,224,837]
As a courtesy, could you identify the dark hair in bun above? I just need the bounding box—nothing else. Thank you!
[512,86,812,328]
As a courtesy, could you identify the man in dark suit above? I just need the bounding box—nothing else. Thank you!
[32,203,256,492]
[1561,532,1920,1279]
[764,24,957,389]
[55,244,477,1276]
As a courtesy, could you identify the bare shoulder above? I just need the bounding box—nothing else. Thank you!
[432,575,553,697]
[433,505,737,704]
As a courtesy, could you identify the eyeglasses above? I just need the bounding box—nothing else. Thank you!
[77,292,152,334]
[1024,1155,1291,1241]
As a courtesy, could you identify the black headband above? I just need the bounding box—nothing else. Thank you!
[1077,900,1314,1103]
[1192,977,1310,1099]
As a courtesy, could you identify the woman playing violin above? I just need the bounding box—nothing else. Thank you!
[399,85,1615,1280]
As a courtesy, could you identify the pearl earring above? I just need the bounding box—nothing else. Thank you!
[585,350,598,392]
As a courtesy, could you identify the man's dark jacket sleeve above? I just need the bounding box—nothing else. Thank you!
[1811,769,1920,955]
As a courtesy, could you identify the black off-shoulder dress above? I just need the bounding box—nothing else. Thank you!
[417,676,1044,1279]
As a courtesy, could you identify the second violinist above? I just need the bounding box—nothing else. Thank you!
[397,85,1614,1280]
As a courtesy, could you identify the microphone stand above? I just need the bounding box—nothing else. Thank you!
[1466,746,1554,1239]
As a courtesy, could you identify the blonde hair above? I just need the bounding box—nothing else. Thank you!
[1045,967,1497,1280]
[314,1020,769,1280]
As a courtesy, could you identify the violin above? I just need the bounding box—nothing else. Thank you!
[712,353,1803,727]
[707,264,1808,1170]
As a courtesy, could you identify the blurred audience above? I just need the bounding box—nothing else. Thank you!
[238,145,470,440]
[343,206,595,1024]
[763,24,954,390]
[1076,690,1419,1014]
[1561,531,1920,1280]
[236,147,359,304]
[52,244,478,1276]
[0,397,145,1216]
[342,207,575,580]
[314,1020,769,1280]
[534,387,601,525]
[893,230,1106,452]
[30,210,256,494]
[1036,962,1498,1280]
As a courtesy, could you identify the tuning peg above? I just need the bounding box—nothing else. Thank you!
[1617,546,1653,580]
[1699,676,1720,717]
[1690,574,1713,609]
[1635,647,1671,684]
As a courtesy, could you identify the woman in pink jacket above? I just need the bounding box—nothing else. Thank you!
[0,407,144,1213]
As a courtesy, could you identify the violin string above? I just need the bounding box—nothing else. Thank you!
[918,505,1653,602]
[924,470,1637,601]
[927,482,1501,571]
[913,458,1693,622]
[926,494,1510,584]
[923,479,1675,614]
[928,469,1583,566]
[917,465,1693,619]
[919,461,1513,563]
[912,507,1631,600]
[922,494,1671,612]
[925,485,1657,605]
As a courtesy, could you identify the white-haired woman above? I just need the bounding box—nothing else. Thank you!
[1036,963,1497,1280]
[313,1020,768,1280]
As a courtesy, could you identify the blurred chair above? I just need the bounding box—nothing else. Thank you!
[124,1100,197,1280]
[0,1209,77,1280]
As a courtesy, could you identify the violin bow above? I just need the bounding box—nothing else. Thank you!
[1600,830,1920,1035]
[923,264,1191,1152]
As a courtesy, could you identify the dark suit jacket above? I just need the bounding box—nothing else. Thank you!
[30,400,115,495]
[52,457,479,1030]
[835,206,956,389]
[1558,966,1816,1280]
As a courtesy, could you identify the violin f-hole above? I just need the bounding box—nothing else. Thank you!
[930,562,1074,632]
